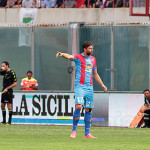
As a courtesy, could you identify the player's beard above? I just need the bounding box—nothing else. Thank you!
[87,51,92,56]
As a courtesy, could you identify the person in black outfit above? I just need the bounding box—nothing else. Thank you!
[0,0,7,7]
[141,89,150,128]
[0,61,17,125]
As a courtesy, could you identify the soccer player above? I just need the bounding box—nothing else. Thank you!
[0,61,17,125]
[56,41,107,138]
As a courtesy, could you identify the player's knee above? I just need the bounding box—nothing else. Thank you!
[1,103,5,109]
[85,108,92,112]
[7,104,12,110]
[1,106,5,110]
[76,104,82,110]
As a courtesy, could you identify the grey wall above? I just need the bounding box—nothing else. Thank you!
[0,8,149,25]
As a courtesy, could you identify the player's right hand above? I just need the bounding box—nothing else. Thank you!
[3,88,8,93]
[103,85,107,92]
[56,51,61,58]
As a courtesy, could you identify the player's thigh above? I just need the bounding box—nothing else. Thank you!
[74,86,84,106]
[84,88,94,108]
[1,92,13,104]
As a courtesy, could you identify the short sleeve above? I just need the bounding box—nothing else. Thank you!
[20,81,23,86]
[73,54,79,62]
[12,72,17,83]
[92,57,97,71]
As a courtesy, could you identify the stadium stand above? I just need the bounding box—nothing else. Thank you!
[0,0,129,8]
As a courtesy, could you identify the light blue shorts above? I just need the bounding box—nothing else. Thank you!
[74,85,94,108]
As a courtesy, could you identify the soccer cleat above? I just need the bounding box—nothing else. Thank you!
[70,131,76,138]
[1,121,6,125]
[6,122,11,125]
[84,133,96,138]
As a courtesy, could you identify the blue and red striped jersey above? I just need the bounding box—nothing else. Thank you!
[73,53,97,86]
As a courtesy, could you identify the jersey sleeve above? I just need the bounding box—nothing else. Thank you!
[73,54,80,62]
[73,54,78,62]
[93,57,97,71]
[35,82,38,86]
[34,79,38,86]
[12,71,17,83]
[20,81,23,86]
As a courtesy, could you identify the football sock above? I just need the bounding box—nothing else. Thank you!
[72,108,80,131]
[8,109,12,123]
[84,111,92,136]
[2,110,6,123]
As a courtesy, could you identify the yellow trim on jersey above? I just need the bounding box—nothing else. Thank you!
[22,77,37,82]
[85,66,92,68]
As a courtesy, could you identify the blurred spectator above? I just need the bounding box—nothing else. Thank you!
[55,0,63,8]
[32,0,39,7]
[0,0,7,7]
[133,0,144,7]
[1,0,128,8]
[6,0,15,8]
[95,0,102,8]
[64,0,76,8]
[90,0,96,7]
[115,0,123,7]
[139,0,145,7]
[83,0,87,8]
[76,0,85,8]
[123,0,129,7]
[13,0,22,7]
[105,0,113,7]
[20,71,38,91]
[42,0,55,8]
[22,0,33,8]
[36,0,45,8]
[83,0,96,8]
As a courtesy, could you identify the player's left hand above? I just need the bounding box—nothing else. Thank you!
[102,85,107,92]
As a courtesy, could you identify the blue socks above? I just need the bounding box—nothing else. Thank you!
[72,108,80,131]
[72,108,92,136]
[84,111,92,136]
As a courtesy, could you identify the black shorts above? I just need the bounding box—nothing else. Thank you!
[1,91,13,104]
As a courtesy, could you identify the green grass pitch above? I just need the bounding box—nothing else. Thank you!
[0,125,149,150]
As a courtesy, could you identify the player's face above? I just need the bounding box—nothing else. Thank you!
[1,63,8,71]
[85,45,93,56]
[27,73,32,79]
[144,91,150,98]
